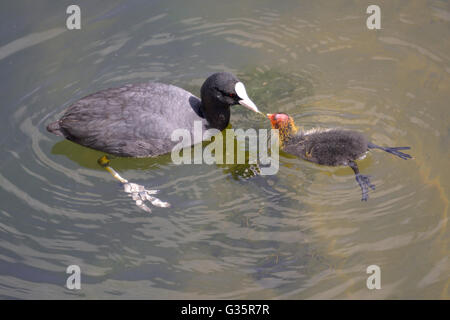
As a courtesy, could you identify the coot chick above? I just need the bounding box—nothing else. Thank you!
[268,113,412,201]
[47,72,260,157]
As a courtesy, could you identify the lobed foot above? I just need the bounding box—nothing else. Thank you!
[355,174,376,201]
[383,147,412,160]
[98,155,170,213]
[123,182,170,213]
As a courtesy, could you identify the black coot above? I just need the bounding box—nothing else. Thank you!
[47,72,260,157]
[268,113,412,201]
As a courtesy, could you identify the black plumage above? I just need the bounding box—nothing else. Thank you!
[47,72,259,157]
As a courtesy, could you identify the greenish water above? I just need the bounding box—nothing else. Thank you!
[0,0,448,299]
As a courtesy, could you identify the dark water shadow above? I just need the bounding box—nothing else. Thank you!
[51,139,173,171]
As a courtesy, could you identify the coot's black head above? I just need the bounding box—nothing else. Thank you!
[200,72,260,114]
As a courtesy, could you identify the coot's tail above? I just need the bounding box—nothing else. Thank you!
[368,142,412,160]
[46,121,64,136]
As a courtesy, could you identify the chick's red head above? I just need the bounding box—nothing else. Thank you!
[267,113,298,144]
[267,113,291,129]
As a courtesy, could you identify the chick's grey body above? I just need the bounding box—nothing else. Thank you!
[283,129,368,166]
[269,113,412,201]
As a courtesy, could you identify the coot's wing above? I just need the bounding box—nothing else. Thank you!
[59,82,205,157]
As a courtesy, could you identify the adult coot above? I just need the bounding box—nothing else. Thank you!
[268,113,412,201]
[47,72,260,157]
